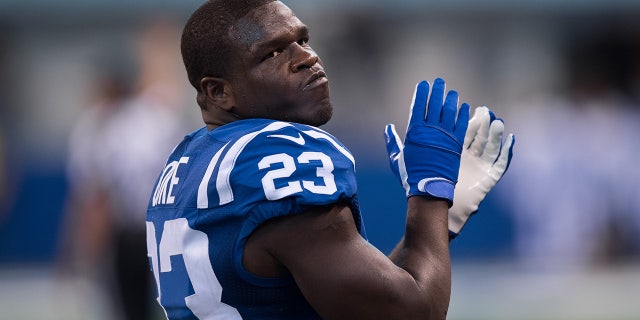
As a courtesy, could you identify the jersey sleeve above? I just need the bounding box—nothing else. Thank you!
[196,121,360,286]
[220,123,356,219]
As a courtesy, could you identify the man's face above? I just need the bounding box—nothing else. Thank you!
[226,1,332,126]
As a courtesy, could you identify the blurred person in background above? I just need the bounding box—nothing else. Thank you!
[502,30,640,271]
[62,18,194,320]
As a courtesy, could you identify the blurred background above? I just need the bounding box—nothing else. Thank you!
[1,0,640,319]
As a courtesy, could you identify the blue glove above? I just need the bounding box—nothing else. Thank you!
[384,78,469,204]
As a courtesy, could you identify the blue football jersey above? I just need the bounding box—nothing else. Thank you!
[146,118,366,319]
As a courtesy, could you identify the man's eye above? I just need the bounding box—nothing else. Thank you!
[263,49,284,61]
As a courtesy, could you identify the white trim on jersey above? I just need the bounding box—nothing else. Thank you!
[198,142,229,209]
[302,129,355,167]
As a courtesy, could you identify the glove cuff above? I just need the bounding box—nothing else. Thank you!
[408,177,455,206]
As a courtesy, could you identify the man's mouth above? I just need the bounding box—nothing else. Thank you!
[303,70,328,91]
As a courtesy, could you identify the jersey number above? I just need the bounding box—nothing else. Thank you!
[146,218,241,319]
[258,151,337,200]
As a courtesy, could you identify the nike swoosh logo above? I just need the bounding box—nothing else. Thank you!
[267,133,306,145]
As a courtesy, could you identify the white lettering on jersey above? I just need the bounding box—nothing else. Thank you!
[266,132,306,145]
[146,219,242,319]
[259,151,337,200]
[298,151,337,194]
[259,153,303,200]
[152,157,189,206]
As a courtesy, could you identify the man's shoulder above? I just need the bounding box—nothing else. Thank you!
[211,119,352,162]
[193,119,356,209]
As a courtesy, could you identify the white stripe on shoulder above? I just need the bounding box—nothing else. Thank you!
[197,142,229,209]
[302,129,355,166]
[216,121,292,205]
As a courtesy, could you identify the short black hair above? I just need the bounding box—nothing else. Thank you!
[181,0,276,91]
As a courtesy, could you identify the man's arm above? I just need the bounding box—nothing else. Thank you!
[247,201,449,320]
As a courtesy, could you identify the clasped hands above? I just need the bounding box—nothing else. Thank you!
[385,78,514,238]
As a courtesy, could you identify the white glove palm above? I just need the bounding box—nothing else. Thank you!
[449,106,515,238]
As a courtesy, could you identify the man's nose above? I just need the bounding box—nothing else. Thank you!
[290,44,318,72]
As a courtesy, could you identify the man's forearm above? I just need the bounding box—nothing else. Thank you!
[390,196,451,319]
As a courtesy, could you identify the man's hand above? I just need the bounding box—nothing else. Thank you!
[448,106,514,238]
[384,78,469,204]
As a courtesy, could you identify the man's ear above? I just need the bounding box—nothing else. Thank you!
[199,77,235,111]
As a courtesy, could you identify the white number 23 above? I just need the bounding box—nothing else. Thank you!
[258,151,337,200]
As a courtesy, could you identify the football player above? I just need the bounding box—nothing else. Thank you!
[146,1,514,319]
